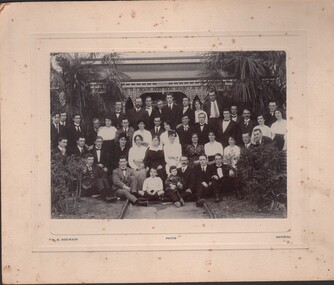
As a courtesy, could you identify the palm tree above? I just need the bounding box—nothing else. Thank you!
[199,51,286,114]
[50,52,129,123]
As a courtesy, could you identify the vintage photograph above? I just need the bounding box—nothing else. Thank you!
[50,51,287,219]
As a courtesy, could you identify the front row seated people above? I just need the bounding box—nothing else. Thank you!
[138,167,164,201]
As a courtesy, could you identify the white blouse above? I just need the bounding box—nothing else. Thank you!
[163,142,182,170]
[128,145,148,170]
[160,131,180,146]
[132,129,152,146]
[204,141,224,157]
[270,120,287,136]
[97,126,117,141]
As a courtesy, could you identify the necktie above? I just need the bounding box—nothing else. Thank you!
[88,166,92,171]
[169,104,172,110]
[155,127,158,135]
[56,124,59,133]
[244,121,248,126]
[212,101,219,118]
[182,167,185,173]
[80,148,83,154]
[202,166,205,173]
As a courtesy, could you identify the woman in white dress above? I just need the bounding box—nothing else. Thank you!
[163,131,182,174]
[223,136,241,169]
[194,100,208,124]
[204,131,224,165]
[160,121,180,146]
[132,120,152,147]
[270,109,287,150]
[251,114,272,143]
[128,134,148,190]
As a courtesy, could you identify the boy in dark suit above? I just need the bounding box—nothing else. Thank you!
[161,93,180,130]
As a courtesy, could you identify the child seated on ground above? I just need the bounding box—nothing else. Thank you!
[138,168,164,200]
[165,166,185,207]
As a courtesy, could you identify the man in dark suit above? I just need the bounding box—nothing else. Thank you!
[161,93,180,130]
[86,118,101,148]
[112,156,148,206]
[126,98,147,130]
[149,116,164,138]
[230,105,243,125]
[51,112,65,149]
[195,155,215,207]
[216,109,238,147]
[70,136,89,157]
[264,101,278,127]
[52,137,68,156]
[59,111,69,138]
[177,97,195,127]
[202,86,224,129]
[176,114,194,154]
[90,136,111,172]
[241,132,253,149]
[67,113,86,149]
[81,153,116,202]
[210,153,231,202]
[236,109,257,145]
[115,118,135,145]
[144,96,159,130]
[177,156,196,201]
[252,128,273,146]
[111,101,127,130]
[193,113,210,145]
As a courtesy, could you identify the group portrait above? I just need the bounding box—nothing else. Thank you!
[50,51,287,219]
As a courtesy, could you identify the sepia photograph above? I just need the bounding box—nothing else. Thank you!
[50,51,287,219]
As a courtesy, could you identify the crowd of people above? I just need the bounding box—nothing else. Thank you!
[51,87,287,208]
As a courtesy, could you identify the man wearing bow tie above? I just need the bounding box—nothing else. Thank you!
[81,153,116,202]
[67,113,86,149]
[112,156,148,206]
[176,114,194,154]
[230,105,242,124]
[216,109,237,147]
[161,93,180,130]
[210,153,230,202]
[90,136,111,174]
[126,98,147,130]
[193,113,210,145]
[264,101,278,127]
[236,109,257,145]
[111,101,126,130]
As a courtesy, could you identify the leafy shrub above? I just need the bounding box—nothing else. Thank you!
[237,143,287,211]
[51,153,86,215]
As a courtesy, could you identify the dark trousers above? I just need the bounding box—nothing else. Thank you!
[142,192,160,201]
[166,190,182,203]
[82,177,111,197]
[196,182,220,200]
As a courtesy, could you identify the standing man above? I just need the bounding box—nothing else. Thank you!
[126,98,147,130]
[237,109,257,145]
[86,118,101,148]
[51,112,64,149]
[203,86,223,128]
[193,113,210,145]
[115,117,135,145]
[195,155,214,207]
[216,109,237,147]
[59,111,69,139]
[176,114,194,154]
[264,101,279,127]
[230,105,242,125]
[112,156,148,206]
[177,97,195,127]
[149,116,164,138]
[161,93,180,130]
[67,113,86,149]
[111,101,126,130]
[144,96,158,130]
[177,156,196,201]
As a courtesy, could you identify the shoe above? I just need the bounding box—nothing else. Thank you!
[196,199,205,207]
[174,201,181,208]
[105,196,118,203]
[137,200,148,207]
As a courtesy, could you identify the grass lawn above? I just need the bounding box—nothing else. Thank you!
[206,194,287,219]
[52,197,127,219]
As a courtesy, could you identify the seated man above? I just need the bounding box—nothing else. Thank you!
[241,132,253,149]
[81,153,116,202]
[177,156,196,201]
[112,156,148,206]
[194,155,214,207]
[70,136,89,157]
[52,137,68,156]
[210,153,231,202]
[252,128,273,146]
